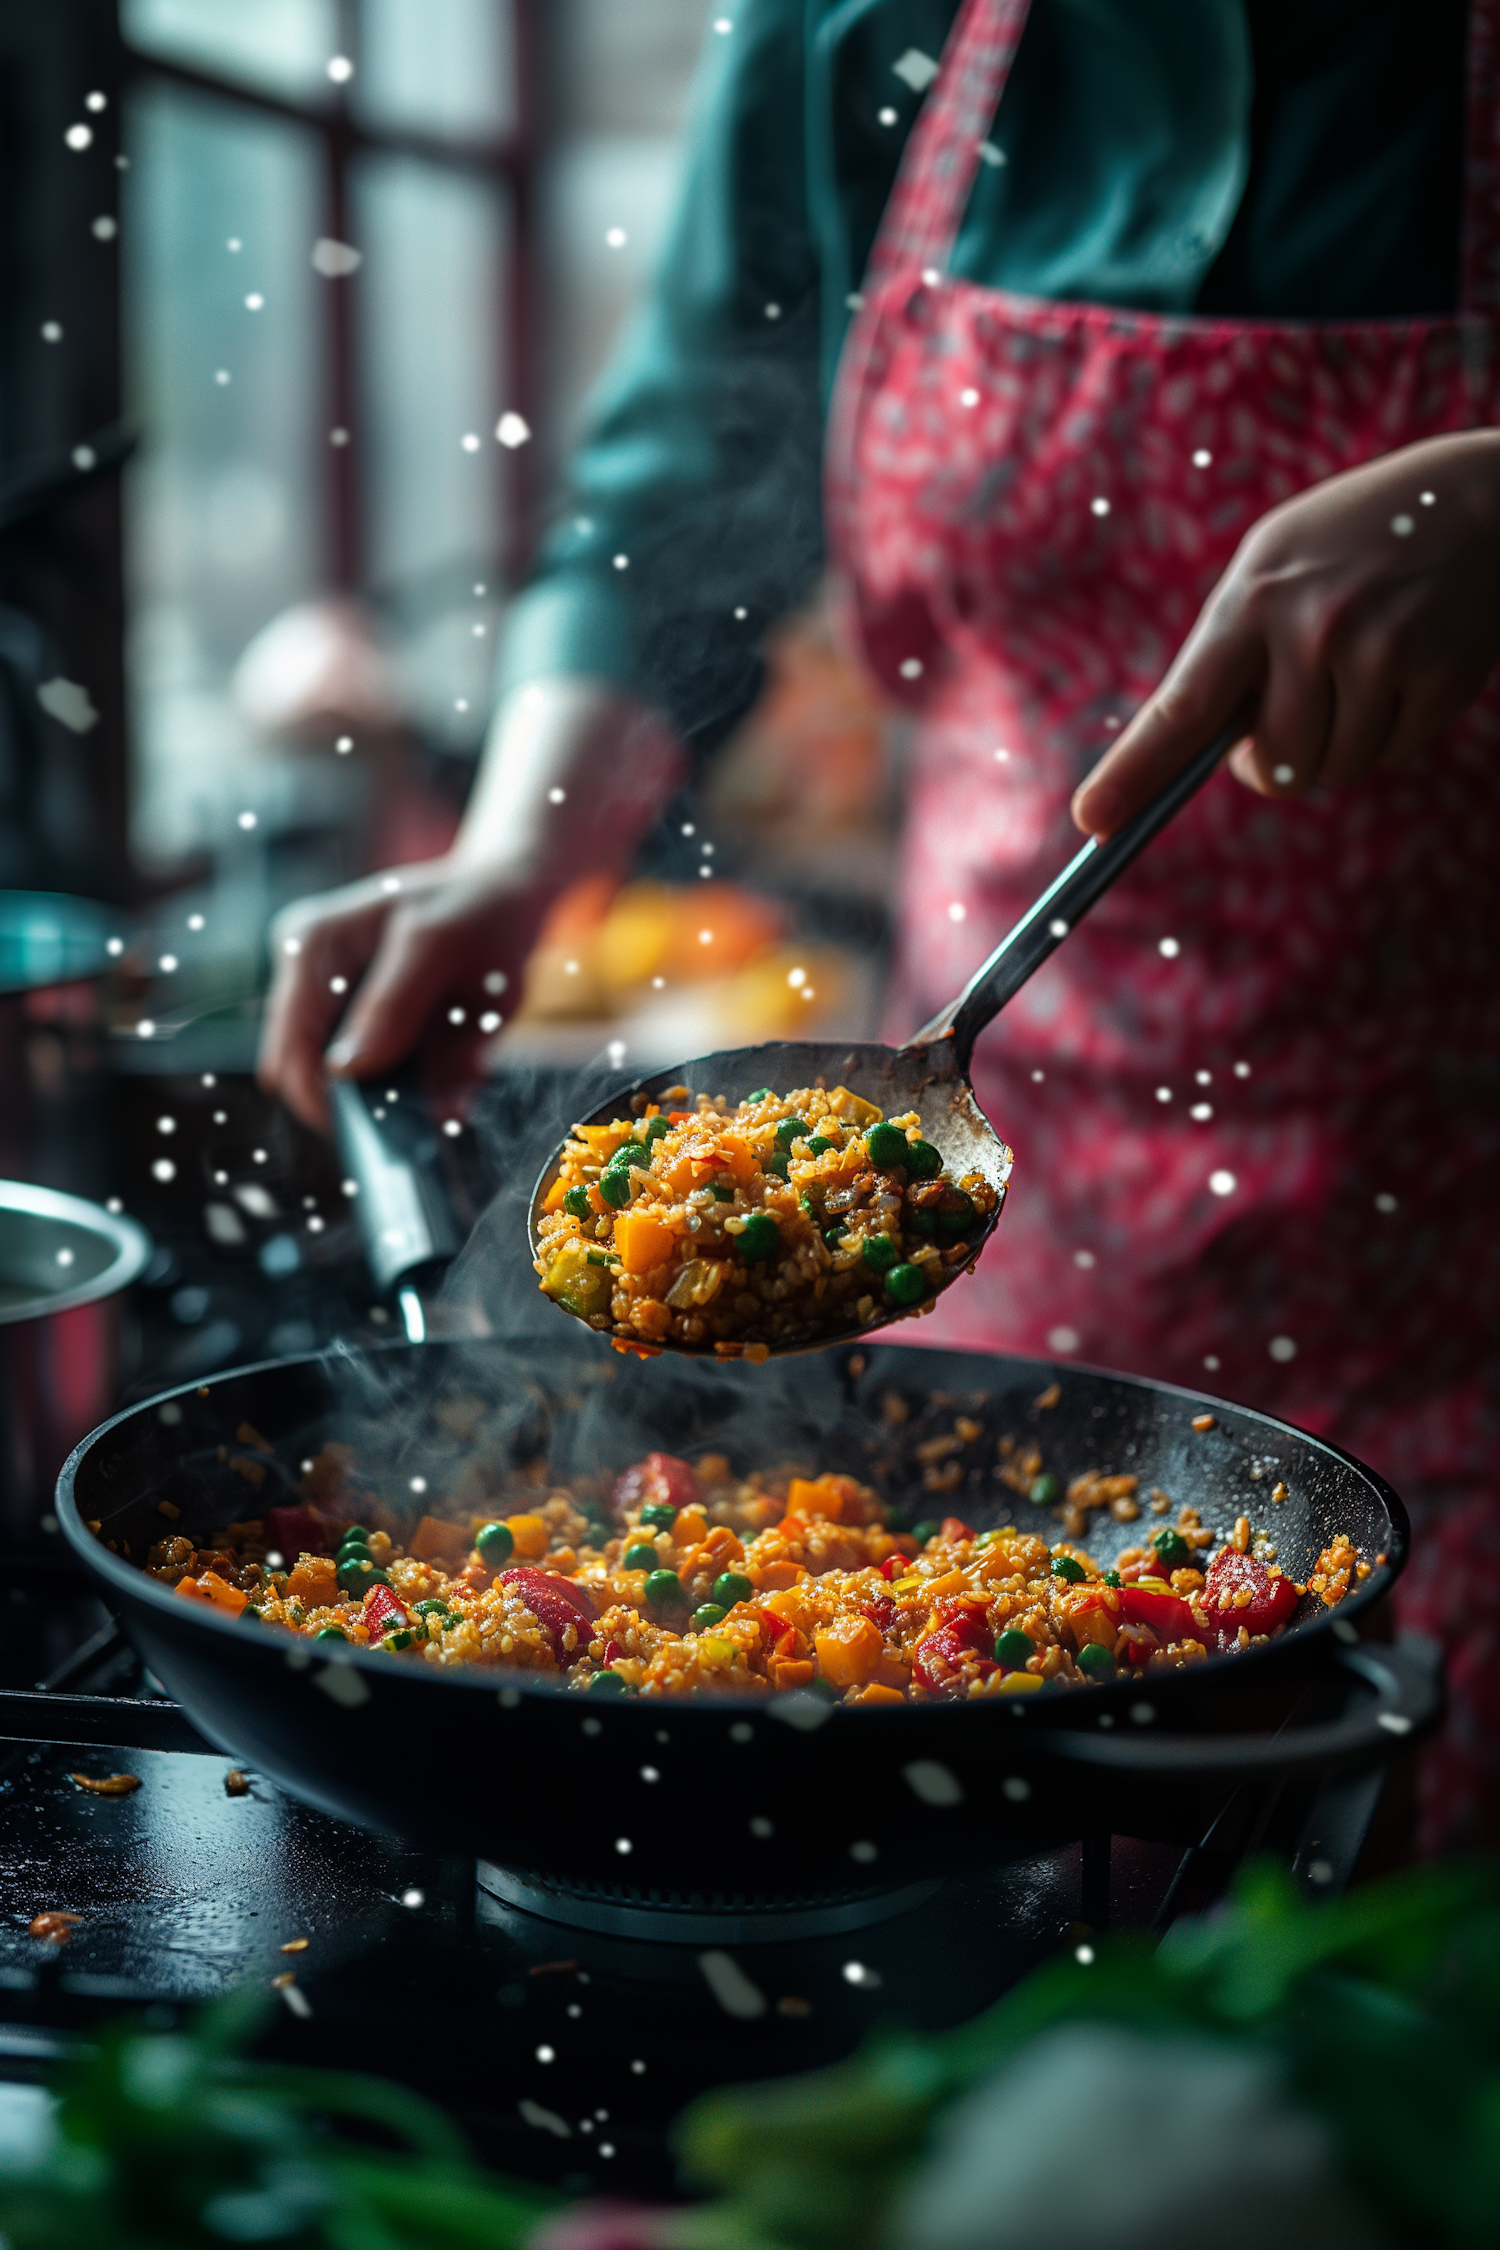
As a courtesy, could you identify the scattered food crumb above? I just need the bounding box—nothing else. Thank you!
[156,1500,181,1520]
[70,1772,141,1795]
[271,1970,296,1988]
[776,1995,812,2017]
[1033,1383,1061,1410]
[280,1938,310,1953]
[29,1912,81,1941]
[1191,1414,1216,1432]
[224,1770,250,1796]
[528,1959,579,1977]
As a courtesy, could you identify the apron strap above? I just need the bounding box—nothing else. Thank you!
[1463,0,1500,315]
[864,0,1034,293]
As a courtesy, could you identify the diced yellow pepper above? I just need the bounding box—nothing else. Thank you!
[540,1238,612,1318]
[997,1669,1044,1695]
[503,1513,550,1560]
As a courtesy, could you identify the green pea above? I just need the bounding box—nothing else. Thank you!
[712,1571,753,1608]
[316,1625,347,1641]
[1104,1569,1122,1588]
[775,1116,809,1151]
[623,1541,658,1570]
[824,1220,848,1245]
[911,1519,942,1545]
[1050,1554,1087,1583]
[993,1627,1034,1667]
[1077,1642,1115,1678]
[341,1525,370,1543]
[381,1629,415,1652]
[884,1262,926,1304]
[562,1185,592,1220]
[644,1115,672,1141]
[611,1141,652,1170]
[589,1668,626,1694]
[906,1139,942,1179]
[1151,1529,1192,1571]
[585,1522,611,1549]
[938,1195,977,1239]
[1029,1474,1060,1506]
[475,1521,514,1566]
[337,1537,371,1562]
[639,1502,677,1529]
[907,1207,939,1238]
[747,1088,773,1103]
[861,1235,899,1274]
[691,1603,728,1632]
[806,1135,834,1154]
[711,1183,736,1202]
[598,1167,631,1209]
[643,1568,682,1608]
[336,1559,380,1596]
[865,1121,909,1168]
[737,1212,780,1261]
[764,1152,790,1181]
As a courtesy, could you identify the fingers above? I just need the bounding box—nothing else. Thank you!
[322,909,468,1085]
[258,910,372,1131]
[1071,616,1260,838]
[1236,626,1334,796]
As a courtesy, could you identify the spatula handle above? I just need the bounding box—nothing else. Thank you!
[913,721,1241,1072]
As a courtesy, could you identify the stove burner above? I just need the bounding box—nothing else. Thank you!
[476,1863,944,1943]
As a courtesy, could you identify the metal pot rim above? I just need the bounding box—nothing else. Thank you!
[0,1179,151,1324]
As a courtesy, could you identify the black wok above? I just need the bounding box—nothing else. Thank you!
[57,1333,1430,1907]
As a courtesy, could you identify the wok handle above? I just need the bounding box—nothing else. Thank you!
[1039,1638,1442,1782]
[912,721,1241,1073]
[329,1075,462,1301]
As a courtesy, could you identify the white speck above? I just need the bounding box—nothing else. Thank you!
[442,1118,463,1138]
[960,387,979,407]
[156,1115,176,1136]
[1203,1354,1221,1371]
[903,1759,963,1806]
[713,16,733,31]
[316,1659,369,1710]
[921,268,942,287]
[1074,1249,1095,1268]
[947,901,966,922]
[341,1179,358,1197]
[546,786,566,805]
[730,1722,753,1743]
[497,411,531,448]
[995,745,1010,760]
[630,2060,646,2074]
[699,1949,767,2018]
[483,970,507,994]
[311,237,362,277]
[1190,1102,1213,1122]
[519,2099,570,2137]
[252,1148,267,1166]
[306,1215,324,1234]
[1268,1335,1297,1363]
[215,370,231,385]
[535,2044,555,2064]
[382,876,401,894]
[73,445,97,470]
[615,1837,632,1854]
[212,1171,228,1187]
[65,124,92,150]
[55,1248,74,1269]
[327,54,354,82]
[187,914,205,931]
[733,604,748,619]
[1104,714,1121,730]
[1379,1712,1412,1735]
[878,107,898,126]
[1391,513,1414,537]
[227,238,242,253]
[137,1020,155,1039]
[1090,497,1110,517]
[409,1476,427,1494]
[1074,1943,1095,1963]
[329,976,348,996]
[237,810,257,830]
[1130,1702,1155,1725]
[1047,1326,1079,1354]
[37,677,99,733]
[843,1960,883,1987]
[1195,1069,1212,1085]
[454,698,469,712]
[612,553,629,570]
[845,291,865,308]
[599,2143,616,2157]
[202,1073,217,1087]
[749,1815,773,1837]
[977,139,1005,166]
[460,432,481,453]
[479,1012,501,1034]
[762,301,783,320]
[41,322,63,344]
[651,976,665,989]
[106,1197,123,1213]
[1002,1776,1030,1802]
[605,227,627,248]
[1155,1087,1173,1103]
[244,293,264,312]
[447,1006,466,1025]
[1375,1192,1398,1214]
[639,1765,660,1784]
[86,90,107,111]
[785,965,807,990]
[1208,1170,1237,1196]
[401,1887,424,1907]
[850,1840,878,1863]
[336,735,353,754]
[158,954,178,974]
[1192,448,1212,467]
[899,656,923,679]
[1308,1858,1334,1885]
[1031,1069,1044,1082]
[1048,917,1068,939]
[569,2006,582,2021]
[1233,1060,1251,1078]
[1158,936,1180,958]
[93,216,116,244]
[1420,490,1436,506]
[329,427,349,446]
[892,46,940,89]
[1272,763,1296,786]
[282,937,302,956]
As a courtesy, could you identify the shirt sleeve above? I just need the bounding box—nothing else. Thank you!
[496,0,825,758]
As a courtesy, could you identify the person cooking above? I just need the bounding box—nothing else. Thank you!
[258,0,1500,1851]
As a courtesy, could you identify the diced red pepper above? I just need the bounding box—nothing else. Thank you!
[878,1553,910,1580]
[861,1596,896,1633]
[499,1567,598,1658]
[913,1609,990,1697]
[1119,1584,1200,1642]
[1203,1549,1299,1639]
[938,1517,975,1543]
[667,1111,694,1123]
[363,1584,409,1639]
[602,1638,624,1666]
[610,1451,700,1519]
[266,1504,342,1559]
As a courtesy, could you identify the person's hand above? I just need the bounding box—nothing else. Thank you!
[256,678,682,1129]
[1072,430,1500,837]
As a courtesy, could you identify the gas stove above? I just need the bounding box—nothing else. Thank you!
[0,1067,1427,2197]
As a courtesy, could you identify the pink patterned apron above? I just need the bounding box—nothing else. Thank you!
[826,0,1500,1849]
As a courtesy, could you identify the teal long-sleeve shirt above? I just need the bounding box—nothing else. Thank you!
[500,0,1467,751]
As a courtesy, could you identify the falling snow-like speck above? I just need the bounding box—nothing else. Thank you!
[443,1119,463,1137]
[156,1116,175,1135]
[1194,1069,1211,1084]
[1190,1103,1213,1122]
[479,1012,501,1034]
[1391,514,1414,537]
[1233,1060,1251,1078]
[188,913,205,931]
[1158,936,1180,958]
[152,1160,175,1182]
[1375,1192,1398,1214]
[1272,764,1295,786]
[1268,1335,1297,1363]
[158,954,177,973]
[106,936,123,956]
[1420,490,1436,506]
[41,323,62,344]
[1203,1354,1221,1371]
[484,970,506,994]
[215,370,231,385]
[1048,917,1068,938]
[1090,497,1110,517]
[497,412,530,448]
[605,227,627,249]
[329,976,348,995]
[92,216,116,241]
[878,106,898,125]
[1031,1069,1044,1083]
[65,124,92,150]
[1074,1249,1094,1268]
[1192,448,1212,467]
[327,54,353,82]
[106,1197,122,1213]
[1047,1326,1079,1353]
[1155,1086,1172,1103]
[138,1020,155,1039]
[947,901,966,921]
[73,446,96,470]
[899,656,923,678]
[244,294,264,311]
[448,1007,465,1025]
[401,1888,423,1908]
[237,811,257,830]
[1208,1170,1237,1196]
[960,387,979,407]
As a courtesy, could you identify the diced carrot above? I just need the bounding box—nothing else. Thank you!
[614,1209,675,1275]
[853,1681,906,1706]
[197,1570,249,1617]
[814,1615,883,1687]
[174,1575,206,1603]
[763,1584,814,1631]
[752,1559,803,1592]
[673,1505,708,1546]
[542,1176,570,1214]
[788,1475,844,1522]
[409,1514,470,1565]
[503,1513,550,1560]
[285,1556,338,1606]
[1066,1604,1119,1653]
[668,1111,693,1124]
[770,1657,816,1690]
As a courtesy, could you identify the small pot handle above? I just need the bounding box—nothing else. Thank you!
[1039,1639,1441,1781]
